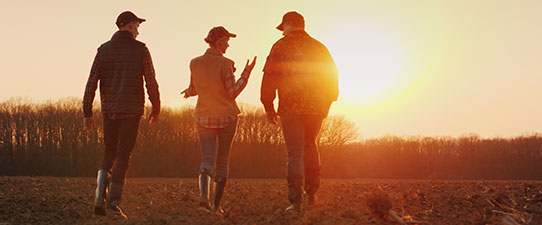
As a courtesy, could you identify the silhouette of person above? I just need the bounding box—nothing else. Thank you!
[82,11,161,219]
[260,11,339,213]
[181,26,256,214]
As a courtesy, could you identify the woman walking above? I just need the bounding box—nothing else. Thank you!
[181,26,256,214]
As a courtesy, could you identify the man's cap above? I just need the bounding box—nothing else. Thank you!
[116,11,146,28]
[204,26,237,43]
[276,11,305,31]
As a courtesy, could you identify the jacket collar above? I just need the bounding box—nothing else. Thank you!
[285,30,308,37]
[204,48,223,56]
[111,30,135,40]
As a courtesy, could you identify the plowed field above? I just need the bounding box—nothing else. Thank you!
[1,177,542,224]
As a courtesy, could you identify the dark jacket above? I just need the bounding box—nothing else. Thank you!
[98,31,147,115]
[261,30,339,117]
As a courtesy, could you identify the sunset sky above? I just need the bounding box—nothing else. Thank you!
[1,0,542,138]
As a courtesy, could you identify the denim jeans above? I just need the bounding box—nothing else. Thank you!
[280,115,324,193]
[196,120,238,178]
[101,115,141,185]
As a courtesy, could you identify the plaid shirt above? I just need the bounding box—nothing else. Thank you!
[83,46,160,119]
[184,50,250,128]
[195,116,238,129]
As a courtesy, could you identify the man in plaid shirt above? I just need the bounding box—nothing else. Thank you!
[83,11,160,219]
[181,26,256,214]
[261,11,339,213]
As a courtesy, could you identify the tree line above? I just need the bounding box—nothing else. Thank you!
[0,98,541,179]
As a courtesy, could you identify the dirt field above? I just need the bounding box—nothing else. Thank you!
[1,177,542,225]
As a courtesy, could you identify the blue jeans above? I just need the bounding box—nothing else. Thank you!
[280,115,324,180]
[196,120,238,179]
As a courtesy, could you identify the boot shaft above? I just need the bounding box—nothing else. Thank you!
[198,170,213,211]
[94,169,111,215]
[108,182,123,207]
[287,177,304,204]
[95,170,111,205]
[213,177,227,208]
[305,167,321,196]
[198,174,211,201]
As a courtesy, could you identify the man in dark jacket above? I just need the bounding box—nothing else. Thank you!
[261,11,339,213]
[82,11,161,219]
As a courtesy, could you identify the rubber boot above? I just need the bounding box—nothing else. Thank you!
[305,167,321,206]
[94,169,110,215]
[285,176,303,213]
[213,176,227,215]
[107,182,127,219]
[198,169,212,211]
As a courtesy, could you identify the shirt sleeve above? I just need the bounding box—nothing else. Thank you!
[222,62,251,99]
[184,61,198,97]
[184,76,198,97]
[260,46,280,114]
[142,47,161,116]
[260,72,278,113]
[82,51,101,118]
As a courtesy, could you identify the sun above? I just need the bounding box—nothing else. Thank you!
[322,22,406,112]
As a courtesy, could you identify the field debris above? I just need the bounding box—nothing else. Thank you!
[364,188,430,224]
[365,189,392,219]
[485,191,533,224]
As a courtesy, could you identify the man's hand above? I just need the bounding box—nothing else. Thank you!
[180,89,191,99]
[84,117,95,129]
[266,111,278,125]
[244,56,257,73]
[149,114,159,127]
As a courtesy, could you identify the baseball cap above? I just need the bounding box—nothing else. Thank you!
[116,11,146,28]
[204,26,237,43]
[276,11,305,31]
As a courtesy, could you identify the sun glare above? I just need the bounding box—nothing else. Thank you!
[324,23,406,112]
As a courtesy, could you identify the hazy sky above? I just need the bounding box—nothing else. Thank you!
[2,0,542,138]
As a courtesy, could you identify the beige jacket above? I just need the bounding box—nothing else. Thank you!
[190,48,241,117]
